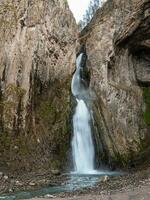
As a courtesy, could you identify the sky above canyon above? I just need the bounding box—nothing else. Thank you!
[67,0,91,22]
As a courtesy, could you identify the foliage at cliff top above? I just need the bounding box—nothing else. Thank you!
[78,0,100,29]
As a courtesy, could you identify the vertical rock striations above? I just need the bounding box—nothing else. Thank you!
[79,0,150,167]
[0,0,77,172]
[0,0,149,172]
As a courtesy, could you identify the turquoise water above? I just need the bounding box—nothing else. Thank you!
[0,172,122,200]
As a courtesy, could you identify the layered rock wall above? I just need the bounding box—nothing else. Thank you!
[0,0,77,172]
[79,0,150,167]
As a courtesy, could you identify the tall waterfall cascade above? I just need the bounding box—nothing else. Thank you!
[71,53,95,174]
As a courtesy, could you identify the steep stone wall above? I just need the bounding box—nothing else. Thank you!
[0,0,77,172]
[0,0,149,173]
[79,0,150,167]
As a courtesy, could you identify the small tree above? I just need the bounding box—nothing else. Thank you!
[80,0,101,29]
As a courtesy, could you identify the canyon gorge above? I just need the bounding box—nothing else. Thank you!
[0,0,149,185]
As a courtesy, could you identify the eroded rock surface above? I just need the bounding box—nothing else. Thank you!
[79,0,150,167]
[0,0,149,175]
[0,0,77,172]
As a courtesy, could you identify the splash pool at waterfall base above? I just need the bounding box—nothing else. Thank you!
[0,171,123,200]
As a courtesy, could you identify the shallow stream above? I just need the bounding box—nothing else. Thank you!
[0,171,122,200]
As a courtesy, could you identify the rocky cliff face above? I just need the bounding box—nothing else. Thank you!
[79,0,150,167]
[0,0,149,174]
[0,0,77,172]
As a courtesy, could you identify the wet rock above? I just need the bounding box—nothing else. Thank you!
[100,175,110,183]
[45,194,55,198]
[15,180,23,186]
[29,182,36,186]
[103,176,110,182]
[3,175,9,180]
[51,170,61,176]
[9,189,14,193]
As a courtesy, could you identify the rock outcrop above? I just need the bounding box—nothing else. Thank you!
[79,0,150,167]
[0,0,149,173]
[0,0,77,172]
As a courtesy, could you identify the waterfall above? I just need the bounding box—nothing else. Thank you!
[71,53,95,174]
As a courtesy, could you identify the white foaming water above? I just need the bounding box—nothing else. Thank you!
[72,99,95,173]
[71,53,95,174]
[71,53,83,97]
